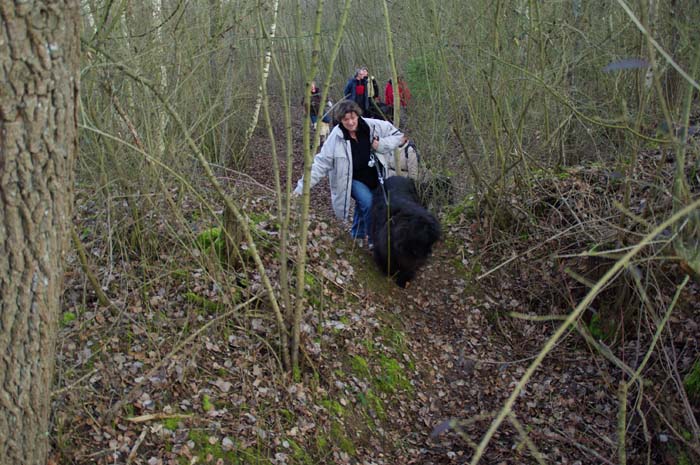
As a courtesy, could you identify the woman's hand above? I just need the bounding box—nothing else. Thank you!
[372,136,380,151]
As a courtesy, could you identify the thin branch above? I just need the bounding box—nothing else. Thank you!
[469,197,700,465]
[614,0,700,92]
[71,226,120,314]
[106,294,261,418]
[508,413,547,465]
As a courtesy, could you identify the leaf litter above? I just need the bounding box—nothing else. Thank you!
[52,112,700,464]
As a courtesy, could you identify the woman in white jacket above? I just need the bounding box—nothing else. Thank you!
[294,99,406,247]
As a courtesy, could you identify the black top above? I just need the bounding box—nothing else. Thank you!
[341,118,378,189]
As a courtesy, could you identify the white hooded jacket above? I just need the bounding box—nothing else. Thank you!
[294,117,405,221]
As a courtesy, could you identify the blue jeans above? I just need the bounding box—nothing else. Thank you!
[350,180,373,241]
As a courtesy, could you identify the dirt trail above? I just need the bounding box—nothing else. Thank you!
[52,106,697,464]
[249,110,620,464]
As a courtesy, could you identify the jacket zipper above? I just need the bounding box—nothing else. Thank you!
[344,139,352,220]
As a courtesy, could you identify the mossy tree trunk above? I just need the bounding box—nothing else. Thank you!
[0,1,80,463]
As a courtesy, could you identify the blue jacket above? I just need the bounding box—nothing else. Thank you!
[343,76,378,111]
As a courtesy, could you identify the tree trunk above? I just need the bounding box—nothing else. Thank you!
[0,2,80,463]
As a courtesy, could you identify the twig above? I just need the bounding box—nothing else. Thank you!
[509,312,566,322]
[614,0,700,92]
[575,322,636,379]
[477,222,586,280]
[508,413,547,465]
[71,226,120,315]
[644,396,700,456]
[468,198,700,465]
[126,428,148,465]
[451,125,496,212]
[618,381,628,465]
[236,0,279,163]
[106,294,261,419]
[51,368,99,397]
[628,276,688,384]
[126,413,193,423]
[553,240,669,259]
[82,40,291,369]
[546,427,616,465]
[658,324,700,444]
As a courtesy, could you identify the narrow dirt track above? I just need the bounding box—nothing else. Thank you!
[244,107,621,464]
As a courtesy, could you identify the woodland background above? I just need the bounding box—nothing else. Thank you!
[48,0,700,464]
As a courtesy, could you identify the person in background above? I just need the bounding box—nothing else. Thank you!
[344,67,379,114]
[384,76,411,125]
[385,76,410,108]
[294,99,407,248]
[306,80,321,130]
[317,98,333,144]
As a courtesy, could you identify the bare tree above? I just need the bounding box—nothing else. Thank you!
[0,2,80,463]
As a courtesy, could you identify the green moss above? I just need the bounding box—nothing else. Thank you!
[376,355,412,393]
[350,355,371,379]
[320,399,345,417]
[195,226,231,262]
[162,417,180,430]
[444,196,477,225]
[195,227,221,250]
[683,358,700,400]
[380,326,405,352]
[330,421,355,455]
[187,430,230,462]
[171,269,188,279]
[61,312,77,327]
[279,408,295,422]
[451,257,467,273]
[123,403,135,417]
[184,291,223,314]
[304,272,316,287]
[201,394,213,412]
[286,438,314,464]
[471,261,482,275]
[588,313,605,340]
[186,430,271,464]
[248,212,270,225]
[357,389,386,420]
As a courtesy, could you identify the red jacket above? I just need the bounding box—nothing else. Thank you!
[384,79,411,107]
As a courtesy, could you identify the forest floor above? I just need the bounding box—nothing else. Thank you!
[51,108,700,465]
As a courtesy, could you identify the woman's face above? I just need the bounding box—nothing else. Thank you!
[340,112,359,132]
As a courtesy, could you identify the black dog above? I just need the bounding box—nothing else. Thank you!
[370,176,441,287]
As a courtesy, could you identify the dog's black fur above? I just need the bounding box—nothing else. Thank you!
[370,176,441,287]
